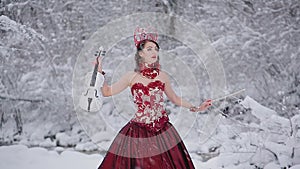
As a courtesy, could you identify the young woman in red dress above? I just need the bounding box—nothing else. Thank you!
[97,27,212,169]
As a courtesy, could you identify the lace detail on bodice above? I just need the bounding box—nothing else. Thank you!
[130,80,169,132]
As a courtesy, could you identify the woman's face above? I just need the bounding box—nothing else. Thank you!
[139,41,159,64]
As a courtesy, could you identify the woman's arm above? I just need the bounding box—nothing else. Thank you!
[162,71,212,112]
[96,56,134,97]
[162,72,194,109]
[101,71,134,97]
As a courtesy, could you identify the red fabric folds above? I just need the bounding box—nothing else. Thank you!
[98,121,196,169]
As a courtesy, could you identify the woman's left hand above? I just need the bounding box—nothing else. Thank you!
[190,99,212,112]
[198,99,212,111]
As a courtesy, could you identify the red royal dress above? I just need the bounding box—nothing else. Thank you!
[98,80,196,169]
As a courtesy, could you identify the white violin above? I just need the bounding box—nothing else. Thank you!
[79,47,106,112]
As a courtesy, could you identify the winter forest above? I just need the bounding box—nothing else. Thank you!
[0,0,300,169]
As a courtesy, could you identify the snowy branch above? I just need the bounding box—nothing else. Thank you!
[0,95,44,103]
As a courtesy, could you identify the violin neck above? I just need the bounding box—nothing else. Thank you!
[89,48,105,87]
[90,62,98,87]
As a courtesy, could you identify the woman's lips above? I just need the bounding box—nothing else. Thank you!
[151,56,157,58]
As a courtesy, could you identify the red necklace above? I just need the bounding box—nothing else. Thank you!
[139,63,160,79]
[140,68,159,79]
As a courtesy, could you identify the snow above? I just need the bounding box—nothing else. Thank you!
[241,96,276,121]
[75,142,99,152]
[1,0,299,168]
[1,96,300,169]
[1,144,299,169]
[56,132,80,147]
[0,145,102,169]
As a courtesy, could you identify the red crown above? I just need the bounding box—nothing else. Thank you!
[134,26,158,47]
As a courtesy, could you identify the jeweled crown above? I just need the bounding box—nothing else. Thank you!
[134,26,158,47]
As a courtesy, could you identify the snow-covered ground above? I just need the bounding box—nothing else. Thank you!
[0,145,102,169]
[1,144,299,169]
[1,96,300,169]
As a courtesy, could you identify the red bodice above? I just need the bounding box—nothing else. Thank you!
[130,80,169,132]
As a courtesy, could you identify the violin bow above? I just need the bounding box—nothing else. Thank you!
[212,88,246,102]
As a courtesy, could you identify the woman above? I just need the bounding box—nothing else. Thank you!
[97,27,212,169]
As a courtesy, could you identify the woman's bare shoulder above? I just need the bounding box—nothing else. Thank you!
[125,70,138,77]
[124,71,139,82]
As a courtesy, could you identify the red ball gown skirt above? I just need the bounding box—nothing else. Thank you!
[98,119,196,169]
